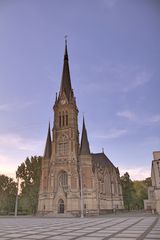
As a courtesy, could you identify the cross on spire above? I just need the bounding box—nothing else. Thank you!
[64,35,68,46]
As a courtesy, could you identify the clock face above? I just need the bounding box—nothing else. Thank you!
[60,99,66,105]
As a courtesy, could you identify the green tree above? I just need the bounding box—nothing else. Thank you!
[131,181,146,209]
[120,172,135,210]
[131,178,152,210]
[121,173,152,211]
[16,156,42,214]
[0,175,17,214]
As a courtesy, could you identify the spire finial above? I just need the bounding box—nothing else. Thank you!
[82,112,85,122]
[64,35,68,60]
[64,35,68,46]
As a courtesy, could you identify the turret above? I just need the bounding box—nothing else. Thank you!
[80,117,90,155]
[44,122,52,159]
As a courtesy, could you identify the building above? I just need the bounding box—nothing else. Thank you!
[38,41,124,216]
[144,151,160,214]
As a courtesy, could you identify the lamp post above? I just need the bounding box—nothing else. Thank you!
[14,176,19,217]
[109,170,113,212]
[80,165,84,218]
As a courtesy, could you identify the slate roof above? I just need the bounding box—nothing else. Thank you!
[91,152,116,172]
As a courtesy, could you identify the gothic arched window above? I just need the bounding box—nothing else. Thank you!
[58,134,69,156]
[66,111,68,126]
[59,112,61,127]
[62,111,65,126]
[59,171,68,191]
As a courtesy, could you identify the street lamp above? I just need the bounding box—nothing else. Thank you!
[14,176,19,217]
[80,164,84,218]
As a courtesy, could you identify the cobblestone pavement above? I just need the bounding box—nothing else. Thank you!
[0,215,159,240]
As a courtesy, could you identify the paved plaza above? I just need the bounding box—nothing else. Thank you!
[0,215,159,240]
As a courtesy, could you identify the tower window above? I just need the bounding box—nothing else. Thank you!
[58,142,68,155]
[62,112,65,126]
[58,134,69,155]
[59,171,68,189]
[59,113,61,127]
[66,111,68,126]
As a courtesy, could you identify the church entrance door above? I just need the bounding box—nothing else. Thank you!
[58,199,64,213]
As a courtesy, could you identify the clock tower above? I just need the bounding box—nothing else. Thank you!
[38,40,81,215]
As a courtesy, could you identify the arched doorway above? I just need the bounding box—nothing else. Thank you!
[58,199,64,213]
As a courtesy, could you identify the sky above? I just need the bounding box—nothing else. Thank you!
[0,0,160,181]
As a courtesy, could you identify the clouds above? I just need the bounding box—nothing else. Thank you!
[107,64,153,93]
[122,69,152,93]
[0,101,36,112]
[0,133,43,151]
[84,63,153,96]
[96,128,128,139]
[148,114,160,124]
[120,166,151,181]
[117,110,160,126]
[117,110,136,121]
[0,133,44,178]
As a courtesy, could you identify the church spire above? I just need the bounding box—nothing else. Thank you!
[80,117,90,155]
[59,37,73,101]
[44,122,52,158]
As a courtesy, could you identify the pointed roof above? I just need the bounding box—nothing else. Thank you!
[59,39,72,100]
[80,117,90,155]
[44,122,52,158]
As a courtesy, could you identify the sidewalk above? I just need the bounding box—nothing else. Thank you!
[0,214,159,239]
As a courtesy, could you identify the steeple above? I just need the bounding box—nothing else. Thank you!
[59,38,73,101]
[44,122,52,158]
[80,117,90,155]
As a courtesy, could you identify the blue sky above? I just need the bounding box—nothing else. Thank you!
[0,0,160,180]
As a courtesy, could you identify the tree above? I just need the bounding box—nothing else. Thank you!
[131,181,146,209]
[0,175,17,214]
[120,172,135,210]
[16,156,42,214]
[121,173,152,211]
[131,178,152,210]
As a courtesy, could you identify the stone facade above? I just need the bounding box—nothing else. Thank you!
[144,151,160,214]
[38,42,124,216]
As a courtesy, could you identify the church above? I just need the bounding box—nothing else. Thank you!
[38,41,124,216]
